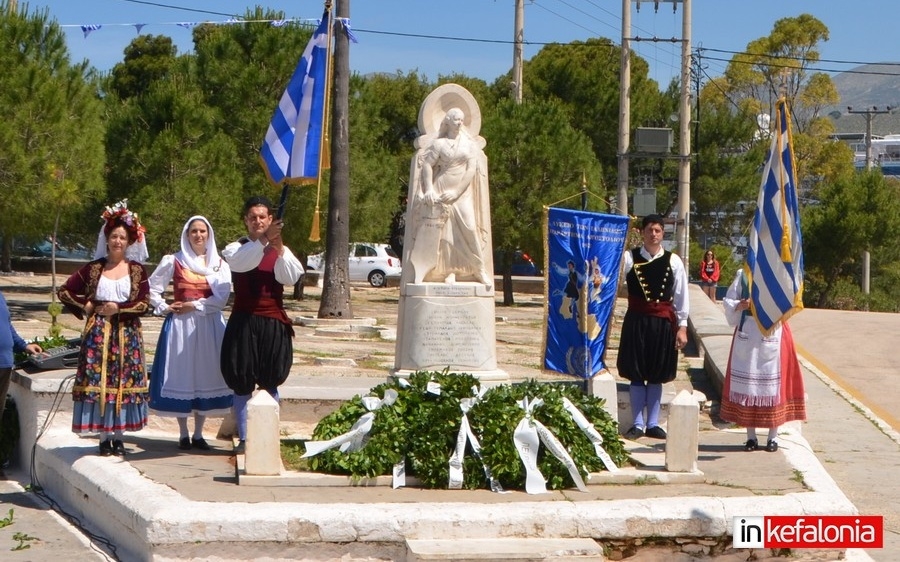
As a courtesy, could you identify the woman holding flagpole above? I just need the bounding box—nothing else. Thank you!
[720,268,806,452]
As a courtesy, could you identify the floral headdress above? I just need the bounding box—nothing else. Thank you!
[93,199,149,262]
[101,199,146,242]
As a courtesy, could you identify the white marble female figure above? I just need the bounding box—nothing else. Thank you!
[408,107,491,286]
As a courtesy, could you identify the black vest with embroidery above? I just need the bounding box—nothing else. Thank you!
[625,248,674,303]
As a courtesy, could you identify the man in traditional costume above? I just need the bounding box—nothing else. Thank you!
[220,196,304,454]
[720,268,806,452]
[616,214,689,440]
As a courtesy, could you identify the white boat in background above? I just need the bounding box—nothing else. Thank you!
[851,134,900,175]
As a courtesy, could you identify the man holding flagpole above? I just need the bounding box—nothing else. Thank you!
[720,98,806,452]
[222,5,333,453]
[220,196,304,454]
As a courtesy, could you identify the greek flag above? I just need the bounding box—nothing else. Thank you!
[260,12,331,186]
[746,98,804,333]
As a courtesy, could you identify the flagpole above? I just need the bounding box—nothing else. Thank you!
[309,2,334,242]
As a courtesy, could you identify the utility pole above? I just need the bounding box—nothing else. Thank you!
[847,106,891,170]
[616,0,631,217]
[619,0,691,265]
[512,0,524,104]
[319,0,353,319]
[675,0,691,266]
[846,105,891,297]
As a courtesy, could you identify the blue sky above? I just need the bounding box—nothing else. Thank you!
[25,0,900,87]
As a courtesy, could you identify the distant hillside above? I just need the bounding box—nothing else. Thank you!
[830,63,900,136]
[832,63,900,108]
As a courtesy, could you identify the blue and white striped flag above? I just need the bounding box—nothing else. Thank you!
[746,98,804,333]
[81,24,101,38]
[260,12,331,186]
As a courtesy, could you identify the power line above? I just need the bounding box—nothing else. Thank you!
[700,54,900,78]
[89,1,900,79]
[117,0,239,18]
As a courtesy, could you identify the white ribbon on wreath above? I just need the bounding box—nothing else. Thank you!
[561,397,619,473]
[447,386,504,492]
[301,389,399,458]
[513,397,588,494]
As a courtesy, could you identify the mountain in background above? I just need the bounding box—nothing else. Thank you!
[829,63,900,135]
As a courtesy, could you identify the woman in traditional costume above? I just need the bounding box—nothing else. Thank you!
[148,216,233,451]
[58,200,150,457]
[720,268,806,452]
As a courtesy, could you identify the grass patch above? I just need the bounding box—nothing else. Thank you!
[281,440,311,472]
[633,475,662,485]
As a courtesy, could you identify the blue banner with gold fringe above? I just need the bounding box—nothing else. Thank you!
[542,207,630,378]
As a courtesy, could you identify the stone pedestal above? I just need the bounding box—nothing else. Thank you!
[245,391,283,476]
[586,371,618,423]
[393,283,508,383]
[665,389,700,473]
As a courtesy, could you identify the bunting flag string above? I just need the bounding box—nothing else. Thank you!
[80,24,101,38]
[57,17,323,37]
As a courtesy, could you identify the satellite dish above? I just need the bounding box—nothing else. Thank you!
[669,113,678,123]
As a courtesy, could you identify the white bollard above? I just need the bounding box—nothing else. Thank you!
[244,391,283,476]
[587,371,618,424]
[665,389,699,473]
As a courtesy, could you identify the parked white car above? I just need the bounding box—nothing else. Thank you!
[306,243,402,287]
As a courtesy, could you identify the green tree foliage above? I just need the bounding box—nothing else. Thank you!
[109,34,177,100]
[0,5,105,271]
[724,13,832,125]
[193,8,316,201]
[344,72,431,246]
[802,171,900,309]
[521,38,665,173]
[105,58,243,260]
[482,98,604,303]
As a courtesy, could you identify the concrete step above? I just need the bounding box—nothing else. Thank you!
[406,538,605,561]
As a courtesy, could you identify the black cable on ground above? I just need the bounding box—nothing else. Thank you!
[27,373,120,561]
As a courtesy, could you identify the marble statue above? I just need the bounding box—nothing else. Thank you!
[403,86,493,287]
[393,84,505,382]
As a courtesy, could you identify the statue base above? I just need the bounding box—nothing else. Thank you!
[393,282,508,384]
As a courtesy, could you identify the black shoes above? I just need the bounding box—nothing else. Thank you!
[233,440,246,455]
[623,425,667,440]
[111,440,126,457]
[645,426,667,440]
[179,437,212,451]
[623,426,645,440]
[744,439,778,452]
[100,439,126,456]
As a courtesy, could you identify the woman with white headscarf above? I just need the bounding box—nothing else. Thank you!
[148,216,233,451]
